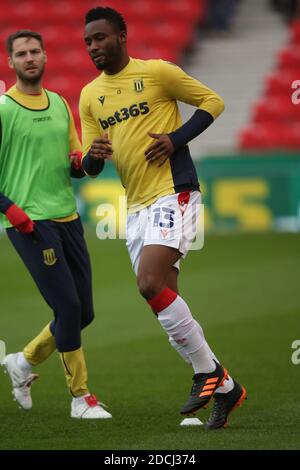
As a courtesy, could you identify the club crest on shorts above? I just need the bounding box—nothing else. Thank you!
[160,228,169,239]
[43,248,57,266]
[134,79,144,93]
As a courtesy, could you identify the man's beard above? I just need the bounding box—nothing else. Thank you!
[95,61,107,71]
[94,40,122,71]
[16,66,44,85]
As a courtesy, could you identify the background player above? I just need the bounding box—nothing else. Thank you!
[0,30,111,420]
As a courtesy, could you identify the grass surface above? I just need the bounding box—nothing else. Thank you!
[0,232,299,450]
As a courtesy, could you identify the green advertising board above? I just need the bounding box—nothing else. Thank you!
[1,154,299,234]
[73,154,300,233]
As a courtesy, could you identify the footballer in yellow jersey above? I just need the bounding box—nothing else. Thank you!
[81,7,247,430]
[80,57,224,211]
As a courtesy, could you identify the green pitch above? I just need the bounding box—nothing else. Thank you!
[0,232,299,450]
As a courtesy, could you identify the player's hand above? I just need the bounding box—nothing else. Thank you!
[145,133,175,167]
[89,133,113,160]
[5,204,34,234]
[69,150,83,171]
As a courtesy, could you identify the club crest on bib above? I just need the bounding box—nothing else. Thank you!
[43,248,57,266]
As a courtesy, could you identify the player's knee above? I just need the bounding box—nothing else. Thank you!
[137,275,161,300]
[54,306,81,352]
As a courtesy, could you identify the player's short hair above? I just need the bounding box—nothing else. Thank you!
[85,6,127,33]
[6,30,44,56]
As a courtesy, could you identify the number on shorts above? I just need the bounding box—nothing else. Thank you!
[153,207,175,229]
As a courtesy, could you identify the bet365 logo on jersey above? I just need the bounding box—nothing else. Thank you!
[99,102,149,130]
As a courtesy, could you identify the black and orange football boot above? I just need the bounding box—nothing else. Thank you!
[204,379,247,430]
[180,360,228,415]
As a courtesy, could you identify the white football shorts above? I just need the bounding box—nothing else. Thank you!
[126,190,202,274]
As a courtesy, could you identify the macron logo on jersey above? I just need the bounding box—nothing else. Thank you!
[32,116,52,123]
[99,101,150,130]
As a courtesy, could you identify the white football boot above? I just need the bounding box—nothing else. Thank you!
[71,393,112,419]
[2,353,39,410]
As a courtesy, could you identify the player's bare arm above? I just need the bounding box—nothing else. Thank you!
[82,133,112,176]
[89,133,113,160]
[145,132,175,167]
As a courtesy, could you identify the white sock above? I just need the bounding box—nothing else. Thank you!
[169,320,234,392]
[17,352,32,373]
[157,294,215,373]
[189,340,217,374]
[215,376,234,393]
[168,336,191,364]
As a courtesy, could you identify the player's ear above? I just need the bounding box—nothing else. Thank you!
[44,51,47,64]
[119,30,127,44]
[8,56,14,69]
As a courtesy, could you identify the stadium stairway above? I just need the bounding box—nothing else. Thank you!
[238,11,300,152]
[179,0,288,157]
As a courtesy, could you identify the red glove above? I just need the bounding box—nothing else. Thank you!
[69,150,83,171]
[5,204,34,234]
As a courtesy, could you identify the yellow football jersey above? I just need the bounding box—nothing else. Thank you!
[80,58,224,211]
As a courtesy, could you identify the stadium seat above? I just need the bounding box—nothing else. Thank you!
[290,19,300,43]
[278,46,300,70]
[239,122,300,151]
[239,16,300,151]
[44,75,85,96]
[6,2,49,26]
[152,0,206,22]
[252,96,300,124]
[283,124,300,149]
[0,0,207,130]
[127,21,194,50]
[129,44,180,63]
[264,69,300,96]
[239,124,282,151]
